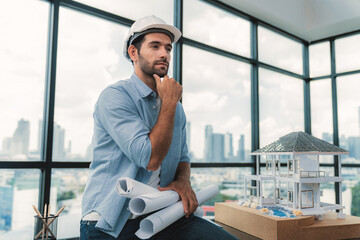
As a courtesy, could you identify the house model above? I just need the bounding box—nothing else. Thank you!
[244,131,349,219]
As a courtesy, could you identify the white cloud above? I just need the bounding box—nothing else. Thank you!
[258,26,303,74]
[310,79,333,139]
[0,0,48,150]
[183,91,228,113]
[337,74,360,137]
[260,117,302,147]
[184,0,250,57]
[76,0,174,24]
[219,116,244,132]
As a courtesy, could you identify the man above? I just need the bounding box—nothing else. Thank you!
[81,15,237,240]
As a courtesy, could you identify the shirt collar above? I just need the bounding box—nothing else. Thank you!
[130,72,156,98]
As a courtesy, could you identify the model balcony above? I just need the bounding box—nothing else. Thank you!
[300,170,326,178]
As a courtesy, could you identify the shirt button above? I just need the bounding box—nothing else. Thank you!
[153,106,156,108]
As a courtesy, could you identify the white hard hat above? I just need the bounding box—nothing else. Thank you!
[123,15,182,61]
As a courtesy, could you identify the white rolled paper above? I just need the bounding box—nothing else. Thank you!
[116,177,159,198]
[129,190,180,215]
[135,185,219,239]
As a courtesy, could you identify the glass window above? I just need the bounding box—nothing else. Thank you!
[75,0,173,24]
[0,0,48,161]
[54,7,133,161]
[183,0,250,57]
[337,74,360,163]
[259,68,304,147]
[314,167,337,206]
[182,45,251,162]
[309,42,331,77]
[191,167,252,216]
[260,167,278,198]
[0,169,40,240]
[50,169,89,239]
[258,26,303,75]
[310,79,333,143]
[335,34,360,73]
[343,169,360,217]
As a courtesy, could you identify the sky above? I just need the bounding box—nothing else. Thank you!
[0,0,359,160]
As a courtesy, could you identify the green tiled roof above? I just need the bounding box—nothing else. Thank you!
[254,131,348,154]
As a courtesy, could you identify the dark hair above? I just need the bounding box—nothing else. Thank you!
[130,34,146,62]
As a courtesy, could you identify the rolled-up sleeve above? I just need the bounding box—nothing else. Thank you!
[95,87,151,169]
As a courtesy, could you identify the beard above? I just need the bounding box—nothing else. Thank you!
[138,53,169,78]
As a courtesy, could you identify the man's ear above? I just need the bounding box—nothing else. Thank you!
[128,45,138,62]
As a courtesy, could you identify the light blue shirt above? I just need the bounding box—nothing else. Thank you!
[81,72,190,237]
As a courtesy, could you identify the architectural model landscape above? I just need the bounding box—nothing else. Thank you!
[243,131,348,220]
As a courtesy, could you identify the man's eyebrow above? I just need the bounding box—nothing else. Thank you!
[148,41,172,48]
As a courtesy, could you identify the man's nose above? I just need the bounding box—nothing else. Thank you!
[159,47,169,60]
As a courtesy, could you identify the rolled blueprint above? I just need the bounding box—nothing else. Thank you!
[116,177,159,198]
[135,184,219,239]
[129,190,180,215]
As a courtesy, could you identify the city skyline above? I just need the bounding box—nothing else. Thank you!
[1,110,360,162]
[0,119,82,161]
[202,124,248,162]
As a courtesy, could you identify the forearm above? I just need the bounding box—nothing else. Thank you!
[174,162,191,182]
[158,161,197,217]
[147,99,177,171]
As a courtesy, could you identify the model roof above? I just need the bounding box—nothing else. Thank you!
[253,131,348,154]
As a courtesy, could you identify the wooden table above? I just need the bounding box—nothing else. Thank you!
[215,202,360,240]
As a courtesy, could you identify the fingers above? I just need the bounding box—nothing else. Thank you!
[158,186,172,191]
[181,193,189,217]
[185,191,198,218]
[153,74,171,84]
[153,74,161,86]
[159,181,198,218]
[180,189,198,218]
[154,74,182,102]
[158,185,190,215]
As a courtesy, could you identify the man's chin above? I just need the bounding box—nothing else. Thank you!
[153,70,168,78]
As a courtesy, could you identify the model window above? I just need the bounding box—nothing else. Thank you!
[275,160,280,171]
[275,188,280,199]
[288,191,293,202]
[288,159,293,171]
[301,190,314,208]
[266,160,272,170]
[250,186,257,197]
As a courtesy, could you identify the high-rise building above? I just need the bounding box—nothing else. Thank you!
[37,120,43,153]
[85,144,93,162]
[237,134,245,161]
[36,120,66,160]
[213,133,225,162]
[340,134,348,150]
[348,137,360,160]
[224,132,233,159]
[0,186,13,231]
[204,125,213,161]
[52,123,65,161]
[2,137,12,154]
[11,119,30,155]
[204,125,226,162]
[322,132,332,143]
